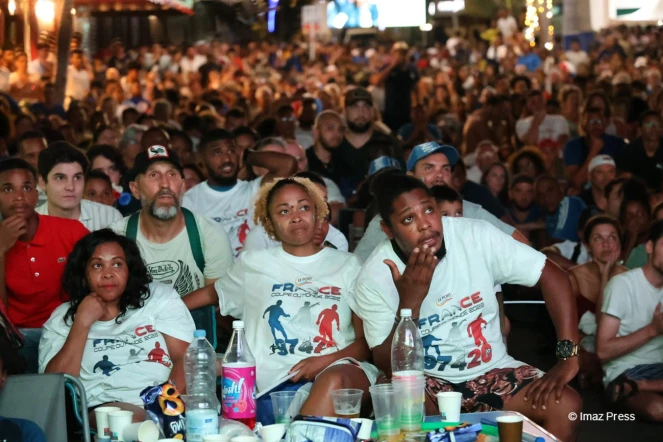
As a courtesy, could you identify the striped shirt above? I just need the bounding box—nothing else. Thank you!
[36,199,123,232]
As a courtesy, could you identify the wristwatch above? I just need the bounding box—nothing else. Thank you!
[555,340,579,360]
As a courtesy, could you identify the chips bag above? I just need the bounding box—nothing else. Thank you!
[141,381,186,439]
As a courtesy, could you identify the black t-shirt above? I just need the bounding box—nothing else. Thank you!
[384,65,419,131]
[619,137,663,191]
[306,146,342,184]
[579,187,597,209]
[334,131,401,198]
[461,180,507,219]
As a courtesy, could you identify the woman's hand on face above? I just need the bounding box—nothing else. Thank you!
[76,293,109,328]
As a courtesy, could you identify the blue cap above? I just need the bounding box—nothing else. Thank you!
[368,156,401,176]
[194,330,206,338]
[406,142,460,172]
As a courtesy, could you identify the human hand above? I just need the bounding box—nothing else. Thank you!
[600,249,620,281]
[289,354,333,382]
[522,358,579,410]
[384,245,439,312]
[0,215,27,254]
[651,302,663,335]
[76,293,110,328]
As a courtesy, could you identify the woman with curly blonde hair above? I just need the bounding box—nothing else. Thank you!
[184,177,377,423]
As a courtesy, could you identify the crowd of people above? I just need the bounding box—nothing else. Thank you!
[0,7,662,441]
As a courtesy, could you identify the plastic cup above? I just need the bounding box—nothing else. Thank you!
[108,410,134,441]
[497,415,523,442]
[436,391,462,422]
[369,384,401,439]
[351,418,374,440]
[259,423,287,442]
[94,406,121,438]
[393,379,425,431]
[230,437,260,442]
[330,388,363,419]
[392,370,425,381]
[202,436,230,442]
[122,420,159,442]
[271,391,298,425]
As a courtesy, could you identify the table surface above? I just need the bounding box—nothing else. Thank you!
[423,411,560,442]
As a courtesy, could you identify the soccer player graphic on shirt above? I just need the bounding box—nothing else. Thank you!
[467,313,488,348]
[314,304,340,353]
[147,342,172,367]
[264,301,298,356]
[237,219,251,246]
[289,301,320,354]
[446,320,468,370]
[126,348,145,364]
[93,355,121,376]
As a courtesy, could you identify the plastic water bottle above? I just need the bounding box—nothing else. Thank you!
[391,309,425,431]
[184,330,219,441]
[222,321,257,430]
[391,309,424,377]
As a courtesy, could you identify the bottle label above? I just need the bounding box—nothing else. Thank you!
[185,409,219,442]
[221,365,257,419]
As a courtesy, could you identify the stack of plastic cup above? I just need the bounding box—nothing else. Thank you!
[368,384,401,441]
[392,371,425,432]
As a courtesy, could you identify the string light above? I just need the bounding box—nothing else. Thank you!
[546,0,554,48]
[524,0,539,46]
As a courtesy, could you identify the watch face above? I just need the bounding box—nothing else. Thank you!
[557,340,574,357]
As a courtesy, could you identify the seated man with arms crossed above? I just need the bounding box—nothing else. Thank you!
[353,173,582,441]
[596,219,663,421]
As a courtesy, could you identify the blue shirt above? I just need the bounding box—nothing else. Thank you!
[563,134,626,167]
[517,53,542,72]
[397,123,441,142]
[509,205,543,225]
[545,196,587,242]
[0,417,47,442]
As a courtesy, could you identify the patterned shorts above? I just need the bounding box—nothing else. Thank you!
[621,363,663,381]
[424,365,543,412]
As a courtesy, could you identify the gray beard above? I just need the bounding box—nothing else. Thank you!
[144,198,179,221]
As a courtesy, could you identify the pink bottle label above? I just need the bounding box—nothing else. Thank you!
[221,365,256,419]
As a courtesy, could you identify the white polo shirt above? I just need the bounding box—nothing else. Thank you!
[37,199,123,232]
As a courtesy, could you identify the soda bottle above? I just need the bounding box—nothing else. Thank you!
[222,321,257,429]
[184,330,219,441]
[391,309,425,431]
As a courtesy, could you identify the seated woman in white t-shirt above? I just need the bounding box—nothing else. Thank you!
[185,177,377,423]
[353,173,582,442]
[38,230,195,423]
[243,172,348,252]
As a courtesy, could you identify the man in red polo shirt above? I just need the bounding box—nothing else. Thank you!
[0,158,89,372]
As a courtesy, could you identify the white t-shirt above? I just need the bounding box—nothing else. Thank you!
[515,115,570,146]
[110,211,233,296]
[37,199,123,232]
[243,223,348,252]
[353,200,515,263]
[216,247,363,392]
[487,45,508,62]
[553,240,590,265]
[183,179,263,256]
[497,16,518,39]
[601,268,663,385]
[354,217,546,383]
[38,282,195,407]
[565,50,590,68]
[323,177,346,204]
[64,65,91,101]
[9,72,40,88]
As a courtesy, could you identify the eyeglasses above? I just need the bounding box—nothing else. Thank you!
[280,116,296,122]
[588,118,604,126]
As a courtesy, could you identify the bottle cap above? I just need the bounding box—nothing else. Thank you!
[400,308,412,317]
[118,192,133,206]
[193,329,206,338]
[233,320,245,329]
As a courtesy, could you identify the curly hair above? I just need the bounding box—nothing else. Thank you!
[62,229,152,325]
[253,177,329,241]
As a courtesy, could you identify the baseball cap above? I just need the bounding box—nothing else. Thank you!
[131,145,183,178]
[588,154,616,173]
[368,156,401,176]
[406,142,460,172]
[344,87,373,107]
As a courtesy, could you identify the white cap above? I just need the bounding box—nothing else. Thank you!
[588,154,616,173]
[400,309,412,317]
[232,320,245,329]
